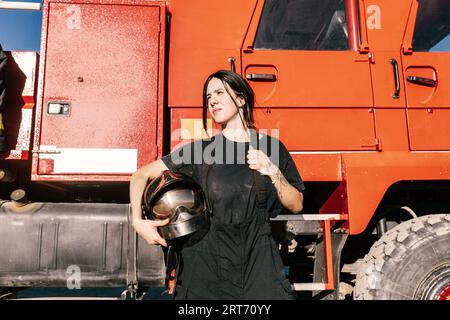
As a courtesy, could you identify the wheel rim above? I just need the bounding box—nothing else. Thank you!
[438,285,450,300]
[414,262,450,300]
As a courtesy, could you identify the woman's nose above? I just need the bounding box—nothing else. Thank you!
[210,96,218,105]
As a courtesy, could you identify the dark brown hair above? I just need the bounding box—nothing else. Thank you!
[202,70,255,134]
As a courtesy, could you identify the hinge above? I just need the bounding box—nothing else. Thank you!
[359,137,382,151]
[402,43,413,55]
[359,42,370,54]
[243,43,254,54]
[354,51,375,63]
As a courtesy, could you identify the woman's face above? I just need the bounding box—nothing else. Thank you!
[206,78,245,127]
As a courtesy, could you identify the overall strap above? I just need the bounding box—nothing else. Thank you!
[253,170,267,210]
[165,245,180,295]
[250,130,268,211]
[201,135,217,217]
[202,161,213,217]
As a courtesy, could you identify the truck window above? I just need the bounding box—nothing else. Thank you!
[412,0,450,52]
[254,0,349,50]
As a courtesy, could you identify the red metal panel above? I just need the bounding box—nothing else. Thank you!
[400,0,450,150]
[33,0,166,181]
[242,52,374,108]
[254,108,377,151]
[342,152,450,234]
[291,153,342,182]
[401,0,450,109]
[363,0,413,51]
[407,109,450,150]
[373,108,410,151]
[403,57,450,108]
[167,0,258,107]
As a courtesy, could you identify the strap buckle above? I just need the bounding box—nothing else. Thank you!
[120,281,138,300]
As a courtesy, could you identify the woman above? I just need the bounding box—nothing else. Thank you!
[130,70,305,299]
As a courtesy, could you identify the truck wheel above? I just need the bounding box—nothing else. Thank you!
[354,214,450,300]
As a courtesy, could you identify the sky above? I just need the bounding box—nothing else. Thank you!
[0,0,42,52]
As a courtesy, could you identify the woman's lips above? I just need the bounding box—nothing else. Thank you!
[212,108,222,115]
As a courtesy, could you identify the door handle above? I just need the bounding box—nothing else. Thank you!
[389,58,400,99]
[228,57,236,72]
[406,76,436,87]
[246,73,277,82]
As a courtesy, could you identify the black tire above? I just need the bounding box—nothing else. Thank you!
[354,214,450,300]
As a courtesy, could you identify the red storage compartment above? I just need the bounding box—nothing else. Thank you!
[32,0,165,182]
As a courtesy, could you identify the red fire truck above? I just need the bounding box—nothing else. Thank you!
[0,0,449,300]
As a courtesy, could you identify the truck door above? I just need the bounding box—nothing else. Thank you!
[33,1,166,181]
[241,0,376,151]
[401,0,450,150]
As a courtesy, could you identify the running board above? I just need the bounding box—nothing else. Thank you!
[293,283,326,291]
[271,213,349,292]
[271,214,348,221]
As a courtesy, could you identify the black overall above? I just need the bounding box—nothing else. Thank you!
[161,133,305,300]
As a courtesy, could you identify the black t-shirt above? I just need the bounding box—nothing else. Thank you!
[161,133,305,222]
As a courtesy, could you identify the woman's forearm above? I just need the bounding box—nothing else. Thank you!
[269,170,303,213]
[129,171,148,225]
[129,159,170,246]
[129,159,168,225]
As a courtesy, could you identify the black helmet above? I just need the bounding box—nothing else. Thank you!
[142,170,210,245]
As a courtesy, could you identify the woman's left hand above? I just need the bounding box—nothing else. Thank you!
[247,147,303,213]
[247,148,279,176]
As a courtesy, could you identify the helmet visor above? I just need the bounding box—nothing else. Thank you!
[152,187,205,220]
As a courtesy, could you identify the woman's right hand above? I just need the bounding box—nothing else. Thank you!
[133,218,170,247]
[129,159,170,246]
